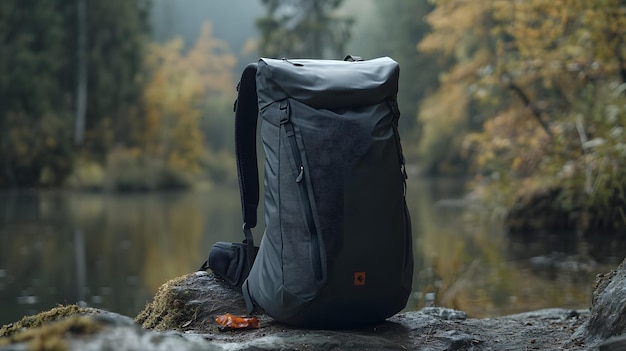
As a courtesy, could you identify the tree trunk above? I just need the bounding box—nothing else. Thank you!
[74,0,87,145]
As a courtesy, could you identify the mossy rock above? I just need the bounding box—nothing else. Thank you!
[135,271,260,332]
[0,306,104,351]
[0,305,97,338]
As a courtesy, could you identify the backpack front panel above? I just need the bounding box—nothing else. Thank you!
[285,98,413,327]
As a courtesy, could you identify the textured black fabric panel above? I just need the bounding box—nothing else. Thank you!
[278,122,323,300]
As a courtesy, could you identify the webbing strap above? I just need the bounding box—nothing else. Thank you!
[387,99,408,183]
[242,280,255,315]
[234,63,260,232]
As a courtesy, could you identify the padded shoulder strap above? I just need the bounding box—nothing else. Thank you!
[235,63,259,232]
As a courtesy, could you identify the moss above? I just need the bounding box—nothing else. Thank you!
[135,274,200,331]
[0,309,103,351]
[0,305,94,338]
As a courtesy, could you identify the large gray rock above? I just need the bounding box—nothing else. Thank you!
[573,258,626,348]
[8,266,626,350]
[135,271,264,332]
[0,307,587,351]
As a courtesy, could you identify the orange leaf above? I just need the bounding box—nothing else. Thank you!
[215,314,260,329]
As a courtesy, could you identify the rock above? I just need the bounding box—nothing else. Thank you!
[221,331,408,351]
[130,271,592,350]
[599,335,626,351]
[0,315,222,351]
[420,307,467,320]
[8,265,626,350]
[434,330,482,351]
[572,258,626,347]
[505,187,574,233]
[2,307,583,351]
[135,271,265,332]
[0,305,135,339]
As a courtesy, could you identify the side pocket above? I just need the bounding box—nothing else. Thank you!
[279,100,323,282]
[208,242,259,288]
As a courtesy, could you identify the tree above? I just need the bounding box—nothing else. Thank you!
[0,0,150,187]
[417,0,496,174]
[140,23,236,180]
[74,0,87,145]
[256,0,353,59]
[81,0,150,152]
[0,0,73,186]
[361,0,439,157]
[419,0,626,232]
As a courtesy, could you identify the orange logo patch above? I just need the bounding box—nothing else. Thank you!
[354,272,366,286]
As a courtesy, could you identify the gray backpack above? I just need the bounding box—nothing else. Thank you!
[205,56,413,328]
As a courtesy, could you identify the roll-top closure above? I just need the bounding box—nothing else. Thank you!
[256,57,399,111]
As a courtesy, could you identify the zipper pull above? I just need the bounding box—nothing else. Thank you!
[296,166,304,183]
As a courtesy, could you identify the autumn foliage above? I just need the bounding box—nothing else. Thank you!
[140,23,235,181]
[419,0,626,232]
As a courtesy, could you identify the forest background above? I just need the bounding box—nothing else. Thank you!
[1,0,625,234]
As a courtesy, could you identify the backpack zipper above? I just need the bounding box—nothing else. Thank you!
[282,116,323,281]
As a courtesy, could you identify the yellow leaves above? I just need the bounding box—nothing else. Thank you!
[422,0,626,181]
[419,0,493,56]
[189,24,236,97]
[477,151,495,169]
[496,0,625,81]
[420,81,468,126]
[421,0,626,232]
[140,20,236,176]
[240,38,258,56]
[511,157,523,172]
[464,106,551,176]
[500,0,568,59]
[7,117,59,164]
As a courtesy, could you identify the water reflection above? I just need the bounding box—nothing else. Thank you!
[407,179,621,317]
[0,188,243,325]
[0,179,621,325]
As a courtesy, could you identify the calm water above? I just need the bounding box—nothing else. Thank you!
[0,178,621,325]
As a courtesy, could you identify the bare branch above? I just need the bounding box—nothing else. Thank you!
[500,74,553,138]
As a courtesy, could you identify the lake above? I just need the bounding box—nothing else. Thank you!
[0,178,621,326]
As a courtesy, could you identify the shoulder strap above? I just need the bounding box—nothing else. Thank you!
[234,63,259,264]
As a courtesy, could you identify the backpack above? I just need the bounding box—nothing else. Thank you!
[204,55,413,328]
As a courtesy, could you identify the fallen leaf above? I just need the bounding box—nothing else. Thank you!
[215,314,260,329]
